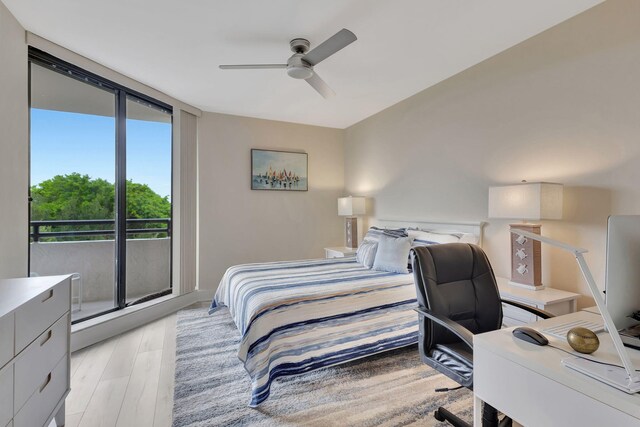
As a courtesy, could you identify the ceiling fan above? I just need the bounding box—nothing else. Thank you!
[219,28,357,99]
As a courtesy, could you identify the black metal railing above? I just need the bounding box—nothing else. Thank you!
[30,218,171,242]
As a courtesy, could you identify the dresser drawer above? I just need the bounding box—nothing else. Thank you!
[0,313,14,369]
[14,278,70,353]
[13,355,68,427]
[502,302,537,324]
[0,363,13,427]
[14,314,69,413]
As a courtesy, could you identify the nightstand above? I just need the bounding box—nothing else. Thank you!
[324,246,357,259]
[497,276,580,327]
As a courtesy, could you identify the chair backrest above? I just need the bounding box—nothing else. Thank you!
[411,243,502,351]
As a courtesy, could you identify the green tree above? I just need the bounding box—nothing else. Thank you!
[30,173,171,241]
[126,181,171,219]
[31,173,114,221]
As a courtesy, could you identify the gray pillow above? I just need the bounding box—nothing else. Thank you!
[372,235,414,274]
[362,226,408,243]
[356,240,378,268]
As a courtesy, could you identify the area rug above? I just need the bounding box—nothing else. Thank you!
[172,307,473,427]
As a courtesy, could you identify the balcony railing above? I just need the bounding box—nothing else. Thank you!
[30,218,171,242]
[29,225,172,319]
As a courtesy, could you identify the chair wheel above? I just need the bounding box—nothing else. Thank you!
[434,409,445,422]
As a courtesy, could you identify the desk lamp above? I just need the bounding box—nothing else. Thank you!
[512,229,640,393]
[489,182,563,290]
[338,196,365,249]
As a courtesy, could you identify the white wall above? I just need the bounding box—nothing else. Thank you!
[344,0,640,308]
[198,112,345,291]
[0,1,27,278]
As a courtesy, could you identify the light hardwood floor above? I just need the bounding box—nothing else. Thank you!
[63,308,522,427]
[65,313,177,427]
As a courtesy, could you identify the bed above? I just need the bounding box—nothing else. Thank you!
[209,219,486,407]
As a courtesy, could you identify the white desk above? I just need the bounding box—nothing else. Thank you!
[474,311,640,426]
[582,305,600,314]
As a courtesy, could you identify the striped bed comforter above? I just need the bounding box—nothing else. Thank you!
[209,256,419,407]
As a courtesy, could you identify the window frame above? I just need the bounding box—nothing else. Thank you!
[28,47,174,324]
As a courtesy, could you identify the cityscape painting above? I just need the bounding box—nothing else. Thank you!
[251,149,308,191]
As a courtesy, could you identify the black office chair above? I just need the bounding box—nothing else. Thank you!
[411,243,553,427]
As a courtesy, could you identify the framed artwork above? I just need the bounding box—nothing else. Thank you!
[251,149,308,191]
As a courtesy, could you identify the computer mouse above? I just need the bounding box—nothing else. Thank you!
[512,327,549,346]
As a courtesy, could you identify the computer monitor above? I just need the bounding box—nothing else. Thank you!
[605,215,640,330]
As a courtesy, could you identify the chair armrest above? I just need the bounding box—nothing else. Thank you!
[501,299,555,320]
[414,307,474,351]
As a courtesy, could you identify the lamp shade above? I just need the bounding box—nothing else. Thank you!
[488,183,563,220]
[338,196,366,216]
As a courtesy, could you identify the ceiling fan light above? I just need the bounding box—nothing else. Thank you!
[287,66,313,80]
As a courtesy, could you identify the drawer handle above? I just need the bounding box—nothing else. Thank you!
[42,289,54,302]
[40,329,53,346]
[40,372,52,393]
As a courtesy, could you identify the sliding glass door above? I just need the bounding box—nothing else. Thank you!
[29,49,173,323]
[30,62,118,321]
[125,96,173,305]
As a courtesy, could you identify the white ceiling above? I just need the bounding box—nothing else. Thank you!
[5,0,603,129]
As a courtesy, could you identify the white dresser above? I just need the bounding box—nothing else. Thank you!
[0,275,71,427]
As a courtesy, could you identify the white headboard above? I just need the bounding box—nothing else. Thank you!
[368,218,487,247]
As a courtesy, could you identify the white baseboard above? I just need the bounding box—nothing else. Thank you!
[71,289,215,352]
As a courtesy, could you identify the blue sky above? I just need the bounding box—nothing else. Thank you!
[31,109,172,199]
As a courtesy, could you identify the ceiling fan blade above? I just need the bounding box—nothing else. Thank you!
[219,64,287,70]
[305,73,335,99]
[303,29,357,66]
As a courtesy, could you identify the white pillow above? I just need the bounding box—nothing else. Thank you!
[459,233,479,245]
[373,236,414,274]
[356,240,378,268]
[408,229,460,245]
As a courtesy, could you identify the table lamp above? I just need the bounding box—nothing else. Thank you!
[488,182,563,290]
[338,196,366,249]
